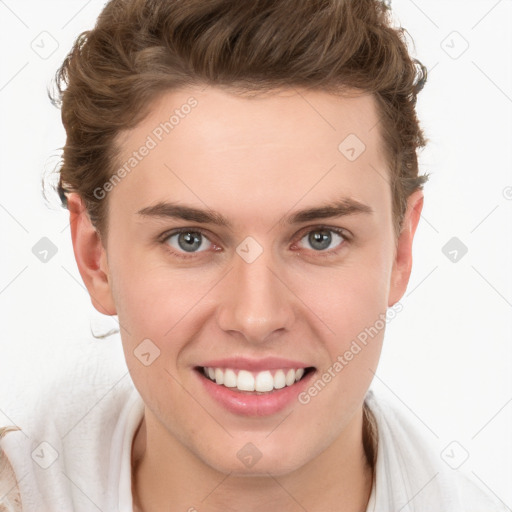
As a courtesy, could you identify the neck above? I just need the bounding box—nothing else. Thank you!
[131,406,376,512]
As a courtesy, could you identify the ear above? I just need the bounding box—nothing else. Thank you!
[67,193,116,316]
[388,189,424,307]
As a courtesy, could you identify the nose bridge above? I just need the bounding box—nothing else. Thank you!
[216,245,294,342]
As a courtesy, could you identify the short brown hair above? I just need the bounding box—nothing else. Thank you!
[50,0,428,239]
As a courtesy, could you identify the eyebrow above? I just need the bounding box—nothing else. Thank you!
[136,198,373,227]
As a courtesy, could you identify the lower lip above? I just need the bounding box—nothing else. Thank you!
[195,368,316,417]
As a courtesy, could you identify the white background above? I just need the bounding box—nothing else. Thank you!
[0,0,511,507]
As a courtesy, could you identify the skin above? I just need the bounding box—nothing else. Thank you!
[68,86,423,512]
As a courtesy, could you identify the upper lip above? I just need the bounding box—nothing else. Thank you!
[197,357,314,372]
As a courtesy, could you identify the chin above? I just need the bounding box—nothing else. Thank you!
[195,438,317,478]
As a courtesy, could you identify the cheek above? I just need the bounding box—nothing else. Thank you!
[291,249,392,407]
[109,258,223,404]
[295,249,393,347]
[293,266,388,445]
[110,253,211,338]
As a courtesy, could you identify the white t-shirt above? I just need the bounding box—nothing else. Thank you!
[0,358,508,512]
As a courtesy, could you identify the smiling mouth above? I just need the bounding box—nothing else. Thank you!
[195,366,316,394]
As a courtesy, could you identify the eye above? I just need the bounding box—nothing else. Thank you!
[164,229,213,254]
[296,227,346,253]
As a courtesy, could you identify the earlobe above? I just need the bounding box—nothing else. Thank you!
[67,193,116,316]
[388,189,424,307]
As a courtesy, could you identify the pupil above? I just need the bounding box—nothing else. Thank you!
[309,230,331,250]
[179,232,201,252]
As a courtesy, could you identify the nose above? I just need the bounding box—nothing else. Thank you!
[216,249,296,344]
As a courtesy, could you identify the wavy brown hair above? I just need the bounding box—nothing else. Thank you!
[49,0,428,240]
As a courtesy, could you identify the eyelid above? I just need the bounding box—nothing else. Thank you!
[159,224,352,258]
[294,224,352,242]
[158,227,218,259]
[291,225,351,256]
[159,227,214,244]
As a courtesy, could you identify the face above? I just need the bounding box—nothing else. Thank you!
[71,86,422,476]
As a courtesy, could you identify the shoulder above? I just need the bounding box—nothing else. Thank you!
[0,342,140,511]
[364,389,509,512]
[456,470,509,512]
[7,341,135,439]
[0,427,23,511]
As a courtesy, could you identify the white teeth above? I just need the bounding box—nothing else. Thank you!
[273,370,286,389]
[255,371,274,392]
[285,369,296,386]
[237,370,255,391]
[223,369,237,388]
[202,366,309,392]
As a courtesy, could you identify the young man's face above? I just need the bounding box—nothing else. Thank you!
[71,86,422,476]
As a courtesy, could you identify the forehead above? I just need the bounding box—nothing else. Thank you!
[110,86,390,226]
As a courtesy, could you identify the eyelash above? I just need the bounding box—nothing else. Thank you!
[158,226,351,261]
